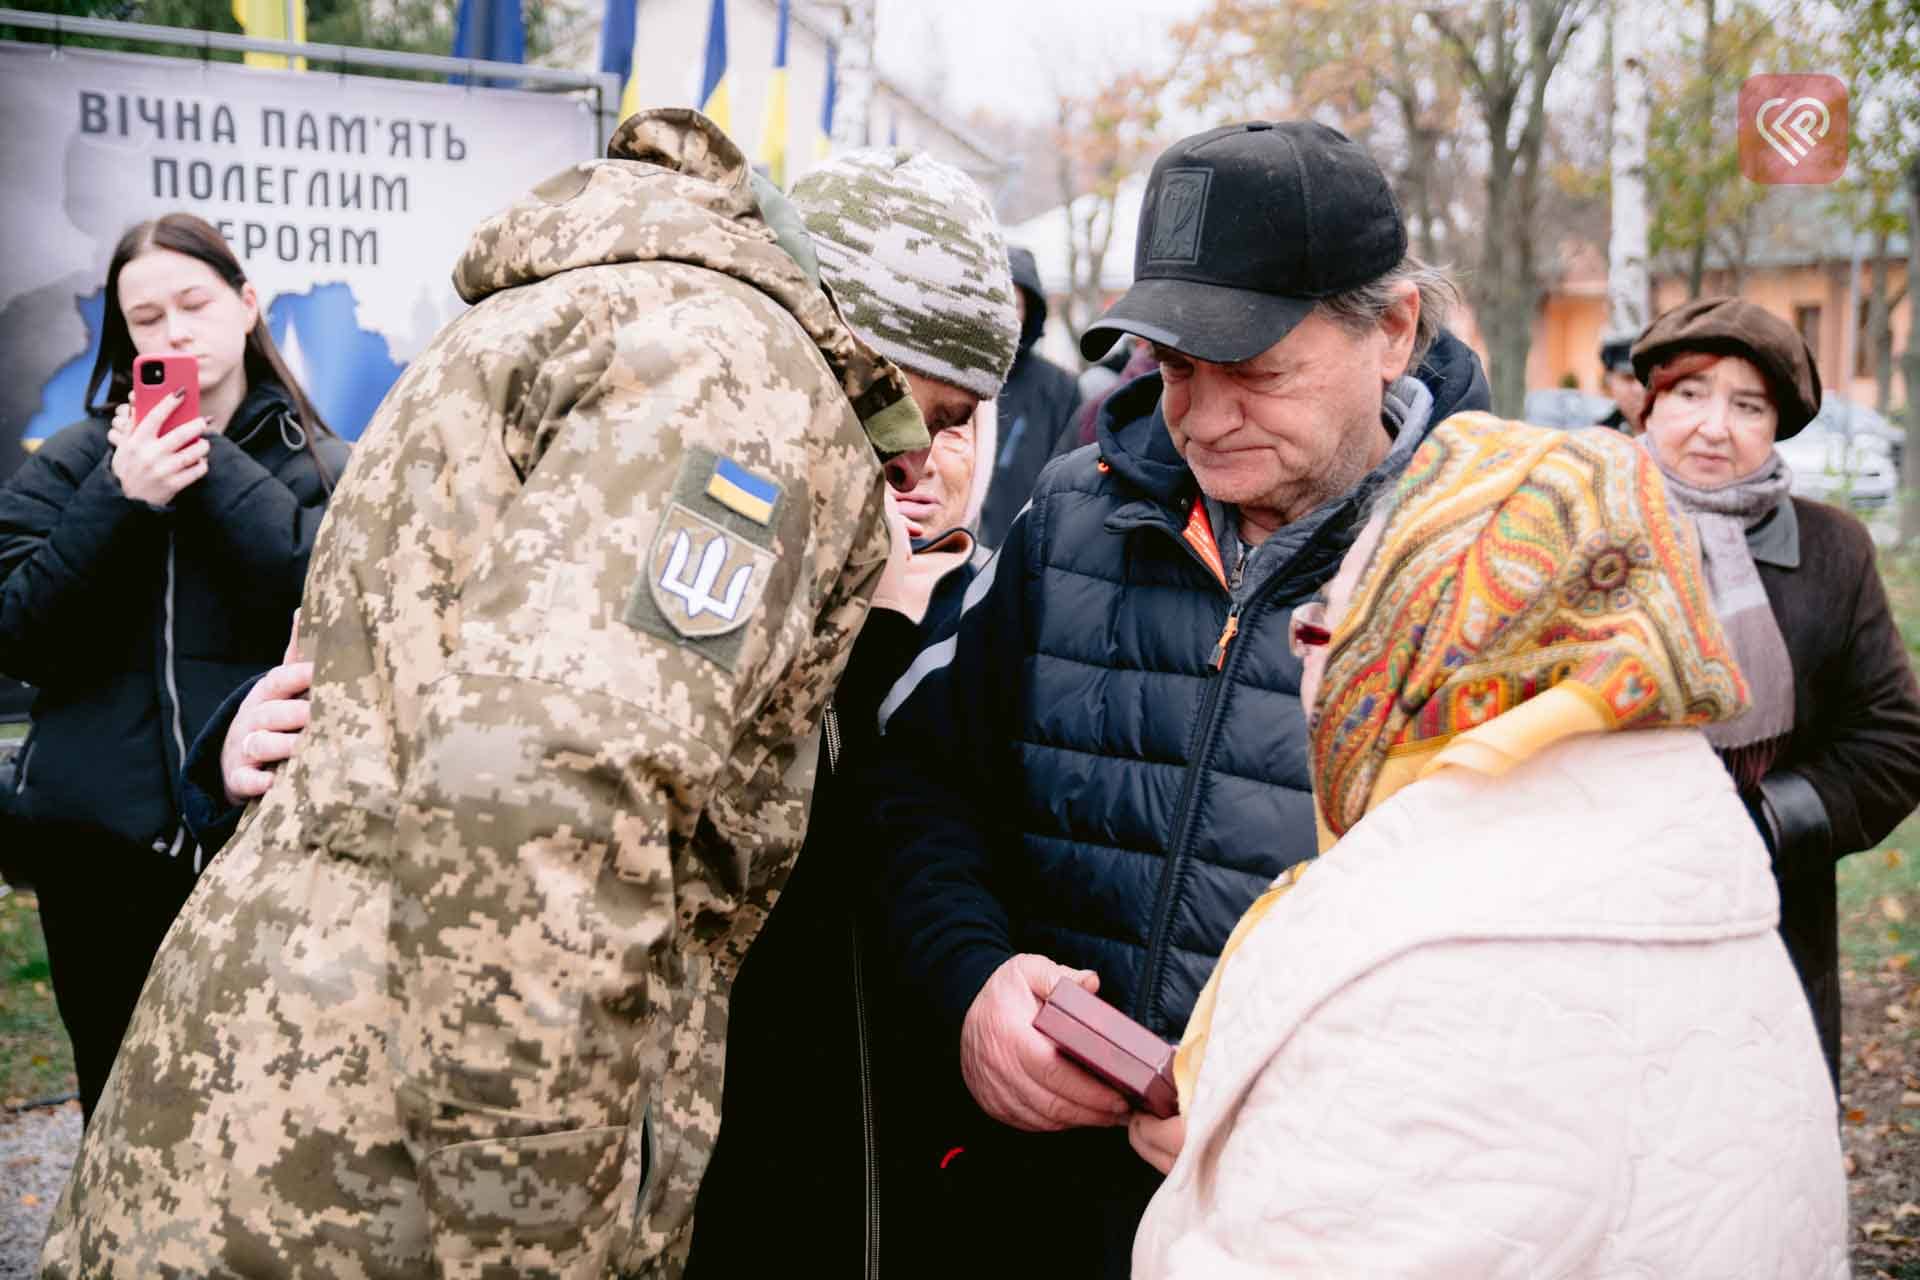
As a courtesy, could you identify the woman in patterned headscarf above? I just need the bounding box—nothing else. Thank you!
[1129,414,1846,1280]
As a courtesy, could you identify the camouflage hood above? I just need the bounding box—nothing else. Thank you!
[452,108,929,456]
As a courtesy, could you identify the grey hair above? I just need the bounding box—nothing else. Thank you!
[1315,254,1461,370]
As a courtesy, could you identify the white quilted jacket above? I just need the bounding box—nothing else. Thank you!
[1133,728,1849,1280]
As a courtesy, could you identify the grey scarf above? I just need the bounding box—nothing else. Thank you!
[1653,450,1797,775]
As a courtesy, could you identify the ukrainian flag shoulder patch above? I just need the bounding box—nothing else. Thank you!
[705,455,781,526]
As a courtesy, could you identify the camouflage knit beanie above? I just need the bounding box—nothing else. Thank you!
[791,148,1019,401]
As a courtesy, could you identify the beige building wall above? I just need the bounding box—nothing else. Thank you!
[1523,255,1911,409]
[1647,262,1912,408]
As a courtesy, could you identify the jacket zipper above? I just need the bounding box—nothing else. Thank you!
[850,917,880,1280]
[1130,513,1351,1030]
[160,532,197,870]
[825,701,882,1280]
[824,700,843,775]
[1209,604,1242,670]
[1127,522,1235,1029]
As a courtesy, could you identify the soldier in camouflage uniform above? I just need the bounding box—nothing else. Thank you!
[40,110,1015,1279]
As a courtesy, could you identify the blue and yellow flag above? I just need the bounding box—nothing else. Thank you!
[816,40,837,159]
[707,456,779,525]
[599,0,641,121]
[231,0,306,70]
[450,0,524,88]
[699,0,730,131]
[758,0,790,187]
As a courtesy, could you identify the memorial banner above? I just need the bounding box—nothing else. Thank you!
[0,41,600,473]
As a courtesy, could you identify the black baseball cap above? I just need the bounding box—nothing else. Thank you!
[1081,121,1407,365]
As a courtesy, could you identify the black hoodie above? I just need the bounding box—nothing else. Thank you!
[978,247,1083,549]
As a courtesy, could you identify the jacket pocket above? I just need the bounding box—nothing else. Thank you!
[417,1122,634,1276]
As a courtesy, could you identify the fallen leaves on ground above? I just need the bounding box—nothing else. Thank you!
[1843,960,1920,1279]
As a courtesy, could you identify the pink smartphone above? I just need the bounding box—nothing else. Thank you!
[131,354,201,434]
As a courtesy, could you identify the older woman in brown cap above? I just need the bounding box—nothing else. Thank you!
[1633,295,1920,1082]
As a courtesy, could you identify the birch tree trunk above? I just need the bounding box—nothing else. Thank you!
[1607,0,1651,345]
[828,0,875,150]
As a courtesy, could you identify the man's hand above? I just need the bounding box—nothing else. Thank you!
[109,395,209,507]
[1127,1110,1186,1175]
[220,659,312,805]
[959,954,1132,1132]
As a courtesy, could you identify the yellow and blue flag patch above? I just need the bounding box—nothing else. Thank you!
[705,455,780,525]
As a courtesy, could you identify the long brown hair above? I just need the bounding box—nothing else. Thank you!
[85,213,338,488]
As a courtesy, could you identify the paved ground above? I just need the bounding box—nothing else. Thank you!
[0,1102,76,1278]
[1,977,1913,1275]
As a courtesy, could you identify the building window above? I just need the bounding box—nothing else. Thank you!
[1794,305,1823,364]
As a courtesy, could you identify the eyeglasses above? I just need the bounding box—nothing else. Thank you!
[1288,599,1331,661]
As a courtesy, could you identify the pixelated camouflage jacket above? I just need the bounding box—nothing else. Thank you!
[41,109,902,1280]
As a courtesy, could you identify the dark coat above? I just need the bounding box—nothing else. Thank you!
[0,381,347,859]
[978,248,1083,549]
[1748,496,1920,1080]
[688,553,979,1279]
[864,334,1490,1277]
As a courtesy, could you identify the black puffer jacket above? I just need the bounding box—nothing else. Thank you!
[0,381,348,860]
[978,248,1083,549]
[864,333,1490,1277]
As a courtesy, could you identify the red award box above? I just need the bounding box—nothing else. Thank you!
[1032,978,1180,1119]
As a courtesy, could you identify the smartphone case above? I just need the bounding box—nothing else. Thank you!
[1032,978,1180,1119]
[131,354,201,435]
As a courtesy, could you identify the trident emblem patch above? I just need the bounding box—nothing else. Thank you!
[660,527,752,621]
[644,503,776,640]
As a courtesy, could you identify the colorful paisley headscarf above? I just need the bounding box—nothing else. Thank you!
[1311,412,1751,842]
[1176,416,1752,1111]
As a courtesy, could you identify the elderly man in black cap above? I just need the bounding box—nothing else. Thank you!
[1599,332,1647,432]
[862,122,1492,1277]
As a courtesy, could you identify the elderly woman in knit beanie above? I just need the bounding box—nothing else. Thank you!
[789,146,1016,625]
[1631,295,1920,1085]
[688,147,1023,1277]
[1130,414,1846,1279]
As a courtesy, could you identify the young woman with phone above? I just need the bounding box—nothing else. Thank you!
[0,212,349,1123]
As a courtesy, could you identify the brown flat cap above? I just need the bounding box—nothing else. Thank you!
[1630,296,1823,439]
